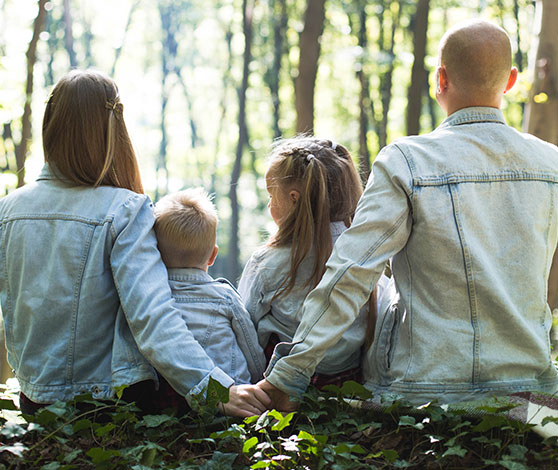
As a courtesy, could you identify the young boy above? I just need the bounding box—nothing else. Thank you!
[154,188,265,384]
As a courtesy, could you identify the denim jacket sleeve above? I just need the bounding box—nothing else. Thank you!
[110,194,234,403]
[229,297,267,382]
[265,145,414,397]
[238,253,270,327]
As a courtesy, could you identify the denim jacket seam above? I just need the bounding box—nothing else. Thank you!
[0,225,17,366]
[66,225,96,384]
[230,301,262,372]
[448,184,480,384]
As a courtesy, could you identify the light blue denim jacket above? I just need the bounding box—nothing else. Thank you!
[0,165,234,404]
[168,268,265,384]
[266,107,558,403]
[238,222,368,375]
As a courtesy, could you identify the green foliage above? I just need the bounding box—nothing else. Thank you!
[0,383,557,469]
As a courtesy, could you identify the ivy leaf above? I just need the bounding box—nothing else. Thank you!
[339,381,373,400]
[139,414,176,428]
[86,447,121,464]
[0,442,28,458]
[0,398,17,411]
[206,378,230,407]
[0,422,27,439]
[94,422,116,437]
[243,436,259,454]
[199,451,237,469]
[272,411,295,431]
[541,416,558,427]
[63,449,82,463]
[442,445,467,458]
[398,415,424,430]
[473,415,507,432]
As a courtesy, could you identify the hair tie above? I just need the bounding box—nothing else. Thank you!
[306,154,315,162]
[105,98,123,116]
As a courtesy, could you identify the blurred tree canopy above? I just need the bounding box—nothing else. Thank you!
[0,0,548,280]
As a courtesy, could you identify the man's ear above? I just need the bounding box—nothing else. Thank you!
[437,65,449,93]
[289,190,300,206]
[208,245,219,267]
[504,66,518,94]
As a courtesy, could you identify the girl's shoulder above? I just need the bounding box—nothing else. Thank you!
[247,244,292,268]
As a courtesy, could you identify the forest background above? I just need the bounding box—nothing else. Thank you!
[1,0,557,284]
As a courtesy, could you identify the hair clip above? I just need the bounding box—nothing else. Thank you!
[306,154,315,162]
[331,141,337,151]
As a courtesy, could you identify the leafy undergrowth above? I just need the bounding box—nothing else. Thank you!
[0,380,557,469]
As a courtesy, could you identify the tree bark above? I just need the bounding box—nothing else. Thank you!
[228,0,255,281]
[524,0,558,144]
[354,2,371,181]
[111,0,140,76]
[63,0,77,67]
[14,0,47,188]
[406,0,429,136]
[270,0,288,139]
[295,0,326,134]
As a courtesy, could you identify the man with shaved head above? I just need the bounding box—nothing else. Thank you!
[257,20,558,409]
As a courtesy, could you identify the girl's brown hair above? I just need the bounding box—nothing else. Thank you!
[42,69,143,193]
[267,136,363,298]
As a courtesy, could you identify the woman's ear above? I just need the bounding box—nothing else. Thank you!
[289,190,300,206]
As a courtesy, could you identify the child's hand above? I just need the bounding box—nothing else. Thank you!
[220,384,272,417]
[256,379,298,412]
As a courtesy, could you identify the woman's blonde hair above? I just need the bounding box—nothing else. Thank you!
[267,136,363,298]
[42,69,143,193]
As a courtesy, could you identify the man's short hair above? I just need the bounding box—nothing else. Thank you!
[154,188,218,268]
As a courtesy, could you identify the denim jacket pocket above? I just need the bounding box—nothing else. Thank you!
[376,303,401,378]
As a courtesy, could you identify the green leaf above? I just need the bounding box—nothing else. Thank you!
[498,459,528,470]
[0,443,28,458]
[94,422,116,437]
[250,461,273,469]
[114,384,129,400]
[41,463,61,470]
[0,422,27,439]
[200,451,237,469]
[0,398,17,411]
[86,447,121,464]
[473,415,507,432]
[206,377,230,407]
[339,381,373,399]
[541,416,558,426]
[368,449,399,463]
[63,449,82,463]
[398,415,424,430]
[297,430,318,444]
[243,436,259,454]
[272,411,295,431]
[140,447,158,467]
[72,418,93,433]
[139,414,175,428]
[442,445,467,458]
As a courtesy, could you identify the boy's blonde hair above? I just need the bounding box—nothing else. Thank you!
[154,188,218,268]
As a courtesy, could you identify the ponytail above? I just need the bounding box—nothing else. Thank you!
[267,137,362,299]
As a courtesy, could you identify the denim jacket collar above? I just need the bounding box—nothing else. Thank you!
[168,267,212,283]
[36,163,72,183]
[439,106,506,129]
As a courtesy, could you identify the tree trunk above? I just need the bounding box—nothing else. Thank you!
[111,0,140,76]
[406,0,429,136]
[270,0,288,139]
[63,0,77,67]
[228,0,255,281]
[295,0,326,134]
[524,0,558,144]
[14,0,47,188]
[377,0,400,150]
[354,1,372,181]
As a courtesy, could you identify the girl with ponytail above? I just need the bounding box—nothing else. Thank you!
[239,136,382,387]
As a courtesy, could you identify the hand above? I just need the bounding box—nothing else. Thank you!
[220,384,272,417]
[256,379,299,412]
